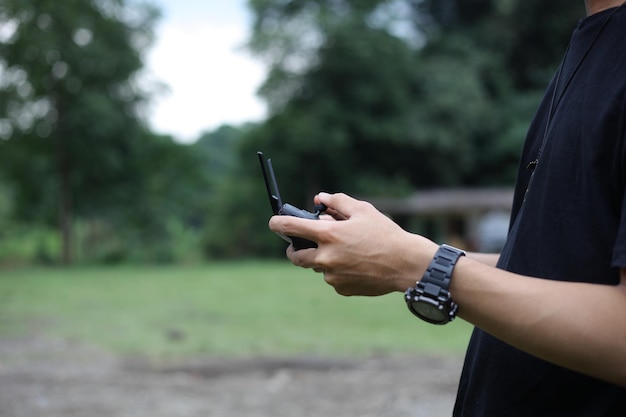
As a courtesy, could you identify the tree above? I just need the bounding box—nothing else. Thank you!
[245,0,582,197]
[413,0,581,183]
[192,124,279,258]
[414,0,581,89]
[198,0,586,258]
[0,0,159,263]
[247,0,436,206]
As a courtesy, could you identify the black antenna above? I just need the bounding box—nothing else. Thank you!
[257,151,281,214]
[267,159,282,206]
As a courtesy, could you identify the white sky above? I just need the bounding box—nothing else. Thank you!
[143,0,267,143]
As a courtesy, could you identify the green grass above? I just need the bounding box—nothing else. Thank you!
[0,261,472,360]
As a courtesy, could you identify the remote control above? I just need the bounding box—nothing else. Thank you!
[257,151,325,250]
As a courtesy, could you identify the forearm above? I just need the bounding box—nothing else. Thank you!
[466,252,499,267]
[450,257,626,387]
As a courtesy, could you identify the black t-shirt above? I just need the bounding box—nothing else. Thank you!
[454,7,626,417]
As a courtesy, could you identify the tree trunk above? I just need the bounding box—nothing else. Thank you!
[59,152,72,265]
[57,105,73,265]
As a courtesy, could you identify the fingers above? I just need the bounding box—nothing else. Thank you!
[269,215,321,244]
[316,192,373,220]
[269,192,362,241]
[322,273,353,297]
[285,244,320,270]
[286,247,345,294]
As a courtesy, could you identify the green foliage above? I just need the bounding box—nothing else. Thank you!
[244,0,582,205]
[0,0,161,263]
[191,124,282,259]
[202,172,282,258]
[0,263,472,358]
[417,0,581,89]
[0,0,590,261]
[195,0,585,258]
[246,10,428,207]
[0,224,59,266]
[0,177,12,230]
[193,123,258,213]
[0,0,214,264]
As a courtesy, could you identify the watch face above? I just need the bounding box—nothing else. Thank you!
[411,300,446,323]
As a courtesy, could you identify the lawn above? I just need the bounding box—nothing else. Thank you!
[0,261,472,359]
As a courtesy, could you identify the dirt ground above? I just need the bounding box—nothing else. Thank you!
[0,335,463,417]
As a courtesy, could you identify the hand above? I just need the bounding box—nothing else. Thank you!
[269,192,439,296]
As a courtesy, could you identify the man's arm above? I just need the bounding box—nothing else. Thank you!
[269,192,626,387]
[466,252,499,267]
[451,255,626,387]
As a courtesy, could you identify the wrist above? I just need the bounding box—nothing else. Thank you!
[394,234,439,292]
[404,243,466,325]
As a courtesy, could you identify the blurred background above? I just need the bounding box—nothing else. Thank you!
[0,0,583,266]
[0,0,585,415]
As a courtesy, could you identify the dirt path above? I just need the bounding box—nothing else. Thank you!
[0,336,463,417]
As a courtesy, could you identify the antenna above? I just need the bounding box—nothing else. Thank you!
[267,159,282,206]
[257,151,281,214]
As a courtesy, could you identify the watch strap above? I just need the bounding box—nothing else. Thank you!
[405,244,465,324]
[421,244,465,290]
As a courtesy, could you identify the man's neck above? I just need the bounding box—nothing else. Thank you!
[585,0,624,15]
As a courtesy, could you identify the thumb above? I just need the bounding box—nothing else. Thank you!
[316,192,364,219]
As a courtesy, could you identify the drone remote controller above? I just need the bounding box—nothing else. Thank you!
[257,151,325,250]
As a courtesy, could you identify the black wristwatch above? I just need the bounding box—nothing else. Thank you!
[405,244,465,325]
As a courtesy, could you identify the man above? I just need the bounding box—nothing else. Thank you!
[269,1,626,416]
